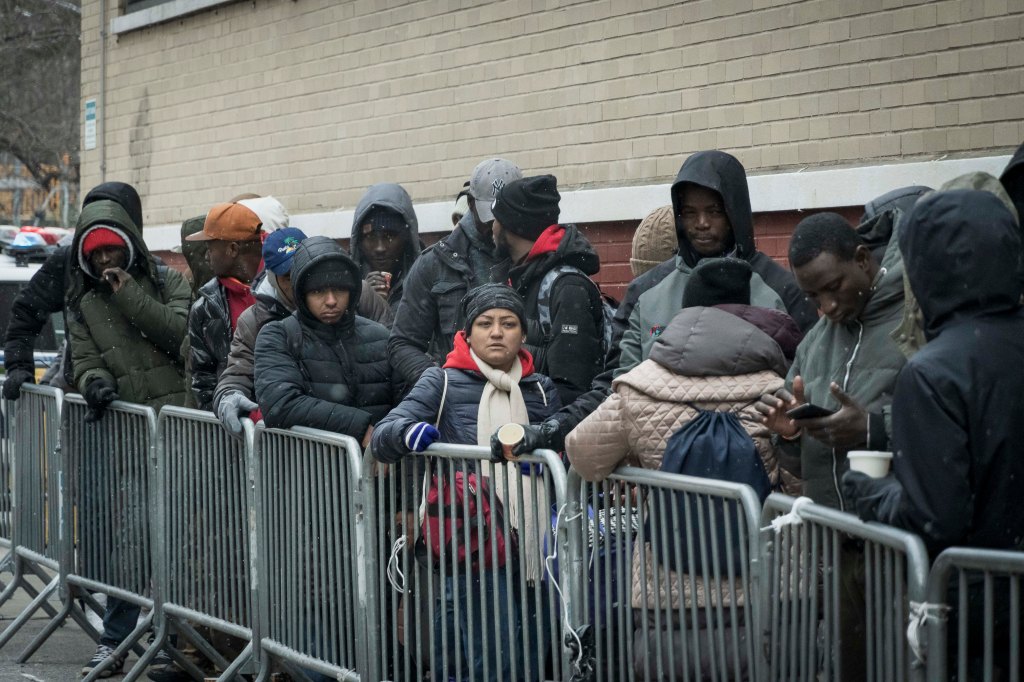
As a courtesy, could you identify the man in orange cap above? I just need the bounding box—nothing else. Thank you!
[184,202,265,410]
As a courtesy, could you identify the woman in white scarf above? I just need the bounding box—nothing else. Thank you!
[370,284,562,682]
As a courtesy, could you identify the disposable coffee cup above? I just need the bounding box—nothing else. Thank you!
[496,423,525,459]
[847,450,893,478]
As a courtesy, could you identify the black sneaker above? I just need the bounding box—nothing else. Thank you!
[146,662,192,682]
[81,643,126,678]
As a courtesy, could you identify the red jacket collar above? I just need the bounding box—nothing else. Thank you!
[522,224,564,263]
[443,331,535,376]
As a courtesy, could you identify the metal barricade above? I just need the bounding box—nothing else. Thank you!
[0,385,67,660]
[41,395,159,681]
[253,425,369,681]
[0,395,13,568]
[363,444,569,682]
[563,466,763,682]
[122,407,257,681]
[760,494,929,682]
[924,547,1024,681]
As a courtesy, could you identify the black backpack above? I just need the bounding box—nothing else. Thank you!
[646,406,771,576]
[536,264,616,362]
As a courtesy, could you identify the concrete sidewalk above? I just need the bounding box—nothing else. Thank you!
[0,555,137,681]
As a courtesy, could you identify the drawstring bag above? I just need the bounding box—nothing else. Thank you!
[646,406,770,576]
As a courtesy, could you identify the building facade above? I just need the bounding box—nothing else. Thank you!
[81,0,1023,295]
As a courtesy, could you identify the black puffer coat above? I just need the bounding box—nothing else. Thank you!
[254,237,399,439]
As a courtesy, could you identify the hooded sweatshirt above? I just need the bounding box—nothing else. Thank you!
[865,190,1024,556]
[507,223,605,405]
[66,200,191,409]
[350,183,422,311]
[253,237,397,438]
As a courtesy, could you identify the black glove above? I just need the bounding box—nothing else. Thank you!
[83,377,119,422]
[488,419,562,463]
[2,368,35,401]
[841,469,901,523]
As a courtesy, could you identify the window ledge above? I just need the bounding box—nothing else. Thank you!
[110,0,238,35]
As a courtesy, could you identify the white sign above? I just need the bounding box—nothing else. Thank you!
[84,99,96,151]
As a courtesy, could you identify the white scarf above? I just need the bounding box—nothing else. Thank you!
[470,349,546,582]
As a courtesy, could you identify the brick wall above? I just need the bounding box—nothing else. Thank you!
[80,0,1023,230]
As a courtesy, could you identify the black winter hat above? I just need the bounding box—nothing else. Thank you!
[302,260,360,295]
[491,174,561,240]
[83,182,144,230]
[461,283,528,335]
[682,257,752,308]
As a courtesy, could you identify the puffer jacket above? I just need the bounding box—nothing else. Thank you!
[565,306,799,493]
[783,223,907,511]
[66,201,190,410]
[254,237,399,439]
[187,278,232,410]
[509,224,605,405]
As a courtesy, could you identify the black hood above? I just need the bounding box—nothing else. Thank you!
[83,182,143,231]
[901,189,1022,340]
[349,183,421,286]
[291,236,363,330]
[860,185,931,225]
[1000,141,1024,222]
[670,150,753,267]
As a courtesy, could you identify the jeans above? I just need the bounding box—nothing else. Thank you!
[432,570,519,682]
[99,596,141,648]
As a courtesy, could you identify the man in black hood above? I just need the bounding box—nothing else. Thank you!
[842,189,1024,676]
[253,236,399,444]
[2,181,144,400]
[350,182,422,325]
[1000,140,1024,220]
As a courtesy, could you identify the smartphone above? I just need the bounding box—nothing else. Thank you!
[786,403,836,420]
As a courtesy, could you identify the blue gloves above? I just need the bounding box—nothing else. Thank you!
[404,422,440,453]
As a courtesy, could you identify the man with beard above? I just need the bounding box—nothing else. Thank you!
[489,174,605,405]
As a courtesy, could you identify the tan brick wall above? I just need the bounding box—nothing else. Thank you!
[80,0,1024,229]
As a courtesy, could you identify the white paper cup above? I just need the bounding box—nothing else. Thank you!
[496,423,525,459]
[847,450,893,478]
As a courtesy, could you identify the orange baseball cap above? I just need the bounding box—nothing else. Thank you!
[185,203,263,242]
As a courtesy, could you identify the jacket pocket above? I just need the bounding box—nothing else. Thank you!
[431,280,467,338]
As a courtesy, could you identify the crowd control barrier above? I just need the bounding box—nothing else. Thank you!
[253,426,369,682]
[760,494,930,682]
[124,407,258,681]
[50,395,158,681]
[0,385,65,660]
[0,396,13,571]
[363,444,570,682]
[924,547,1024,682]
[563,467,764,682]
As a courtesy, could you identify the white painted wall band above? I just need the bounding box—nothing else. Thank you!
[143,154,1012,252]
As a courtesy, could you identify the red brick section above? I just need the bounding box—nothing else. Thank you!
[153,206,862,303]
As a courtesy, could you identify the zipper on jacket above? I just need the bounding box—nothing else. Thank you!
[832,320,864,512]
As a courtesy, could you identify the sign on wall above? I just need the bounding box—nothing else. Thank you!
[84,99,96,151]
